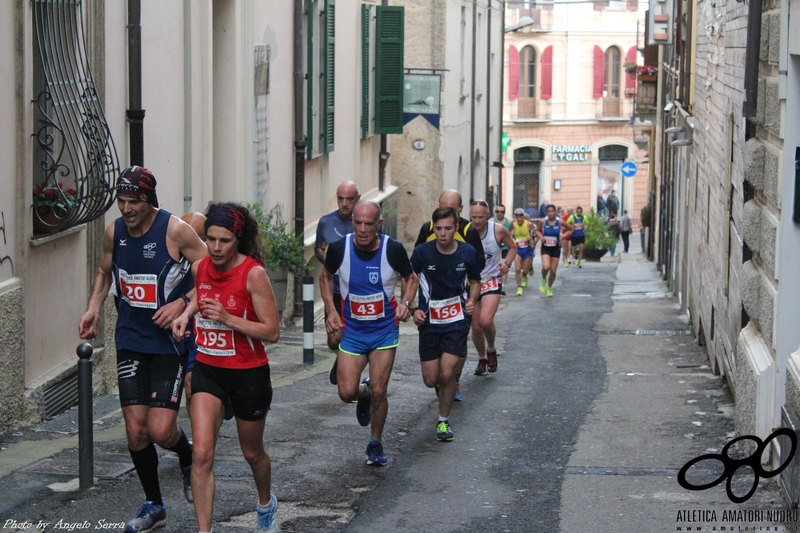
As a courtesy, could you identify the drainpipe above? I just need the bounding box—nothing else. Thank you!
[743,0,763,117]
[485,1,492,204]
[469,0,477,201]
[497,0,506,202]
[127,0,144,166]
[294,0,307,315]
[183,0,192,212]
[378,0,390,191]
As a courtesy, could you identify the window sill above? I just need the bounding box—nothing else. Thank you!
[30,223,86,246]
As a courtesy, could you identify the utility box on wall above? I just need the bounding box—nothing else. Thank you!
[647,0,673,44]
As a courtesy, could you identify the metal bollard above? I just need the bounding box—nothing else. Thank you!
[303,275,315,365]
[76,342,94,489]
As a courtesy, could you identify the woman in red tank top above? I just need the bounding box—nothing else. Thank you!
[172,202,281,533]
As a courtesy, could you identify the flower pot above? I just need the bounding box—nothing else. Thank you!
[32,206,65,234]
[638,74,657,83]
[267,266,288,312]
[583,248,608,261]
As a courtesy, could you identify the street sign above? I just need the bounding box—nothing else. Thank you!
[621,161,637,178]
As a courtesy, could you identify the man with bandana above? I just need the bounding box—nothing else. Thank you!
[79,166,208,532]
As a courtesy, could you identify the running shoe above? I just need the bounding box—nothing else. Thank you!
[454,383,462,401]
[474,359,488,376]
[366,441,387,466]
[329,358,338,385]
[487,349,498,373]
[546,286,553,297]
[124,501,166,533]
[436,421,454,442]
[180,464,193,503]
[500,287,506,296]
[565,261,571,267]
[256,493,280,533]
[539,278,547,293]
[356,378,371,426]
[516,287,523,296]
[577,261,582,268]
[521,274,528,288]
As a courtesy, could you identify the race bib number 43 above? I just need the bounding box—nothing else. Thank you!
[429,296,464,325]
[119,270,158,309]
[195,316,235,356]
[349,293,385,320]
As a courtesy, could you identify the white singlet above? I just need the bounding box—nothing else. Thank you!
[479,220,503,280]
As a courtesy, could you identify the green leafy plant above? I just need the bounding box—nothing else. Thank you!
[33,181,76,213]
[640,203,652,228]
[583,208,617,250]
[624,61,638,75]
[249,203,306,275]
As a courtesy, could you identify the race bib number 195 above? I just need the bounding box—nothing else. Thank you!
[349,293,386,320]
[119,270,158,309]
[195,316,235,356]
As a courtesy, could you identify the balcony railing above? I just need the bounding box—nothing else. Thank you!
[510,98,551,120]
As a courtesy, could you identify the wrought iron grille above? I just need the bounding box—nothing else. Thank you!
[32,0,119,236]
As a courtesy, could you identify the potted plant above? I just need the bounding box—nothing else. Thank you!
[624,61,638,75]
[32,181,76,234]
[582,208,617,261]
[637,64,658,82]
[249,203,306,312]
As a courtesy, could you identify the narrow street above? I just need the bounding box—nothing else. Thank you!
[0,246,789,533]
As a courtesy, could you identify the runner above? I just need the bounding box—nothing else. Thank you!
[469,200,517,375]
[568,206,586,268]
[493,203,511,295]
[511,208,536,296]
[78,166,207,532]
[180,211,206,415]
[320,200,416,466]
[172,202,281,533]
[315,181,361,384]
[409,206,481,442]
[415,190,485,401]
[560,207,573,267]
[535,204,574,297]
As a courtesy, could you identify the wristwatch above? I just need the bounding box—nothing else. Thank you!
[180,294,191,308]
[403,300,418,313]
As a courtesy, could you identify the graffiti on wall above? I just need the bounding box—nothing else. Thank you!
[0,212,13,278]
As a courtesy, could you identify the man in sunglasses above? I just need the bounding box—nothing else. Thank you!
[469,200,517,375]
[511,208,537,295]
[415,190,485,400]
[493,204,511,295]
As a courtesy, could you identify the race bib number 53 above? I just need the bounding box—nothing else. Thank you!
[119,269,158,309]
[195,316,235,356]
[429,296,464,325]
[480,277,499,295]
[349,293,385,320]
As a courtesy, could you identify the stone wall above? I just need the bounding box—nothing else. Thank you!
[0,283,27,433]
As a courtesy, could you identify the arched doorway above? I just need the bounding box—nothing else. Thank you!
[513,146,544,215]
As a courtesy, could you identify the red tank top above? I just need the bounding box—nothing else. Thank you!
[194,256,268,369]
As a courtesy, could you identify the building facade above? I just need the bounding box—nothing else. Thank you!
[501,1,647,221]
[0,0,401,432]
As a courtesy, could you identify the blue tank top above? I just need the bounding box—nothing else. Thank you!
[571,214,585,237]
[542,218,561,247]
[338,234,399,338]
[111,209,193,355]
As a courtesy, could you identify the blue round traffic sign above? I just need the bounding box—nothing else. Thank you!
[621,161,637,178]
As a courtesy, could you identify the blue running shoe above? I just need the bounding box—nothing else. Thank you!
[454,383,462,402]
[180,464,193,503]
[256,494,280,532]
[356,378,371,426]
[124,501,166,533]
[366,441,386,466]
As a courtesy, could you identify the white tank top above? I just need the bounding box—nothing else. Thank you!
[480,220,503,280]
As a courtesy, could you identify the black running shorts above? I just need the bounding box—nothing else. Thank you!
[418,328,469,362]
[190,361,273,421]
[116,349,188,411]
[541,245,561,258]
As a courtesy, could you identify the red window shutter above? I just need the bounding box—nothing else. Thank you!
[541,46,553,100]
[509,45,520,100]
[593,45,604,98]
[625,46,637,97]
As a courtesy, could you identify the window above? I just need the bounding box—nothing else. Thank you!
[519,46,537,99]
[305,0,336,159]
[604,47,621,98]
[31,0,120,236]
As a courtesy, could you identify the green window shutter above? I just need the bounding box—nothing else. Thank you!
[360,4,370,140]
[374,5,404,134]
[322,0,335,153]
[306,0,314,160]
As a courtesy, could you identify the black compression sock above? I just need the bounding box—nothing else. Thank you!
[166,428,193,467]
[129,443,162,505]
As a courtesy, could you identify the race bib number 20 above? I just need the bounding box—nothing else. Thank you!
[349,293,386,320]
[119,269,158,309]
